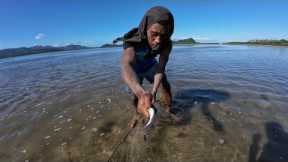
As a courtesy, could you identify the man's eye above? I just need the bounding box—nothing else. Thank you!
[152,33,158,37]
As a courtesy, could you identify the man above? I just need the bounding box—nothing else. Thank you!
[120,6,174,124]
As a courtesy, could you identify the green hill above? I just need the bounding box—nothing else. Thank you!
[0,45,91,59]
[173,38,197,44]
[225,39,288,46]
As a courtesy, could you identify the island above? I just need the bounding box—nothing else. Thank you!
[0,45,92,59]
[225,39,288,46]
[172,38,197,44]
[100,43,122,48]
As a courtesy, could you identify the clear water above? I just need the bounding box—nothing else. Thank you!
[0,45,287,162]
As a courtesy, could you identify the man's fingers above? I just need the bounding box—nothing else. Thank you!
[143,109,149,119]
[137,104,149,119]
[137,92,153,119]
[141,105,149,118]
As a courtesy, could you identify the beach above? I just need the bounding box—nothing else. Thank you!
[0,45,287,162]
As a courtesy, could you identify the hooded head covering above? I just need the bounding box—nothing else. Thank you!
[122,6,174,51]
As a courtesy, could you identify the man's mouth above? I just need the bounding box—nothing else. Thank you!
[152,44,160,49]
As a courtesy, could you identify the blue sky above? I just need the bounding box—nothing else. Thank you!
[0,0,287,49]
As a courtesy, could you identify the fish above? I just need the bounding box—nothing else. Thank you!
[144,107,156,128]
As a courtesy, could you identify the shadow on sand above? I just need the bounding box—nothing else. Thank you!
[171,88,230,132]
[249,121,288,162]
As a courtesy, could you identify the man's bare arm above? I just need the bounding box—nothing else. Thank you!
[152,45,171,95]
[121,47,145,98]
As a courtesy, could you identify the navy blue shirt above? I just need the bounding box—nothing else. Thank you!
[123,40,158,73]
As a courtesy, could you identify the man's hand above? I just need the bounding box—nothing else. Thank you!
[137,92,153,119]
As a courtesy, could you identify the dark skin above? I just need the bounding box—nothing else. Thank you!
[121,23,172,119]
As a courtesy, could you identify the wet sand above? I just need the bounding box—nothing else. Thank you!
[0,45,288,162]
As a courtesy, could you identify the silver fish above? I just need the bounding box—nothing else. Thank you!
[144,107,155,128]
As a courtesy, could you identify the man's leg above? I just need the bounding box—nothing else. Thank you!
[158,73,172,112]
[159,74,184,123]
[144,64,172,112]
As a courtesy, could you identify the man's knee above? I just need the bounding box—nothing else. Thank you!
[161,74,171,94]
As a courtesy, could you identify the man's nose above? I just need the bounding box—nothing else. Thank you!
[154,36,161,44]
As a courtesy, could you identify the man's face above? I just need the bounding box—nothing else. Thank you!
[147,23,166,49]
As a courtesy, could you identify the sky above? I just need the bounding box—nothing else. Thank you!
[0,0,287,49]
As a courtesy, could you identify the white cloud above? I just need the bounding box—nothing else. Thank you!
[35,33,45,40]
[172,36,190,40]
[193,37,210,41]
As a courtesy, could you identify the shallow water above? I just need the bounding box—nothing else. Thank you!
[0,45,287,162]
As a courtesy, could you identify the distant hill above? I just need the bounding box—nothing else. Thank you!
[100,43,122,48]
[173,38,197,44]
[0,45,92,59]
[225,39,288,46]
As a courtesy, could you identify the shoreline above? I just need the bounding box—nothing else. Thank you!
[224,43,288,47]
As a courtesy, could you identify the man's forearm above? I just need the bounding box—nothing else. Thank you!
[121,64,145,97]
[152,73,163,93]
